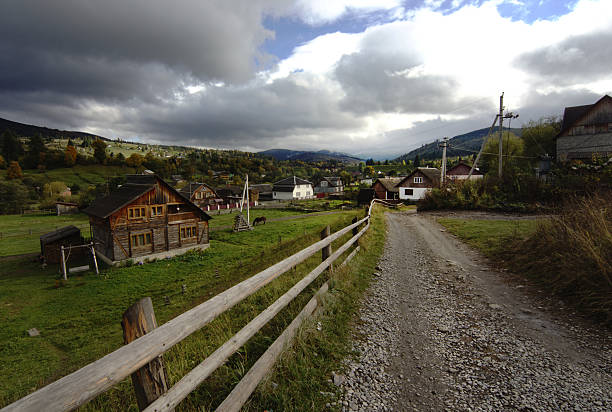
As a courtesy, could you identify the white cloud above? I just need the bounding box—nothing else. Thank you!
[293,0,403,24]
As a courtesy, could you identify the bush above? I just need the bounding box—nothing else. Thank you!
[501,193,612,323]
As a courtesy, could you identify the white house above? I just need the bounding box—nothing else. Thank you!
[272,176,314,200]
[397,167,441,201]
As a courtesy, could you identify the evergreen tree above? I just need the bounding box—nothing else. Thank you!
[1,130,24,161]
[24,134,47,169]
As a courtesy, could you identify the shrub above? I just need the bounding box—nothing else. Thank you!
[501,192,612,323]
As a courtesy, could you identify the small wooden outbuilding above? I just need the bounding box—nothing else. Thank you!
[40,225,82,264]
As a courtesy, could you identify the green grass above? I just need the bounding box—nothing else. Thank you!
[207,209,313,228]
[0,213,90,256]
[0,209,364,409]
[243,204,389,411]
[437,218,541,257]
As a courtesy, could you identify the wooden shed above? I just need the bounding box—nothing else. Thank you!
[83,174,212,265]
[40,225,82,264]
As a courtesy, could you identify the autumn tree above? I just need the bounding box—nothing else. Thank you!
[126,153,144,168]
[0,154,5,169]
[6,161,23,179]
[91,139,107,164]
[64,144,77,167]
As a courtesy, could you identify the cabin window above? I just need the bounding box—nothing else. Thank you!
[296,192,301,197]
[404,189,414,196]
[128,206,147,219]
[180,225,197,240]
[195,191,203,200]
[414,177,423,184]
[167,204,183,214]
[131,232,152,247]
[321,181,328,187]
[150,205,164,217]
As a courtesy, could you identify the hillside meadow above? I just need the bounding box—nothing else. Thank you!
[0,207,386,410]
[0,209,331,256]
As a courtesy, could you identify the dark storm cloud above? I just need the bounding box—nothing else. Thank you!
[0,0,286,100]
[133,73,364,149]
[515,28,612,85]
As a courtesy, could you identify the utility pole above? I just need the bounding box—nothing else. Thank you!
[439,137,449,185]
[498,92,504,178]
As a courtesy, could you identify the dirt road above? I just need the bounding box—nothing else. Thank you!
[338,211,611,411]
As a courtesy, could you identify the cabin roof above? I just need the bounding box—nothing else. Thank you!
[447,162,483,175]
[178,182,217,198]
[318,176,343,187]
[396,168,441,187]
[374,177,402,192]
[40,225,81,244]
[273,176,312,188]
[558,95,612,136]
[83,174,211,220]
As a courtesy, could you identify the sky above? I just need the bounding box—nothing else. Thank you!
[0,0,611,159]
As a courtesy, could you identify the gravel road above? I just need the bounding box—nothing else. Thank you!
[335,211,611,411]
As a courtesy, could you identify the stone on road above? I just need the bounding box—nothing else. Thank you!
[338,211,611,411]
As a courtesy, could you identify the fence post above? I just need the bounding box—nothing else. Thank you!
[60,246,67,280]
[121,297,169,411]
[352,217,359,247]
[320,225,331,270]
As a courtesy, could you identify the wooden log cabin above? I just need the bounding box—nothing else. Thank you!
[83,175,212,265]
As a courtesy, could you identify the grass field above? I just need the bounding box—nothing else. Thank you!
[437,218,541,257]
[0,213,90,256]
[0,209,371,409]
[0,210,336,256]
[1,165,136,188]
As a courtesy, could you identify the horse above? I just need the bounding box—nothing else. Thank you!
[253,216,267,226]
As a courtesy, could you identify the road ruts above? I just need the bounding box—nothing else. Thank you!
[337,211,611,412]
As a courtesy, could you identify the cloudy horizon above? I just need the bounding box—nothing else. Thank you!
[1,0,611,159]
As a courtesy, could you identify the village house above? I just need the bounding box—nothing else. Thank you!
[178,182,220,208]
[272,176,314,200]
[83,174,211,265]
[371,177,402,200]
[556,95,612,161]
[250,184,273,201]
[397,167,441,201]
[313,176,344,197]
[446,162,484,181]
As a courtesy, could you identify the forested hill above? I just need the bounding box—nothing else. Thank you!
[259,149,362,164]
[395,127,523,162]
[0,117,108,141]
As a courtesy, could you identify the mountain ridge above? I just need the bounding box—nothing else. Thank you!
[259,148,363,163]
[394,127,523,162]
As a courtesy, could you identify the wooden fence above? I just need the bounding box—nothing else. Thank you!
[2,199,396,412]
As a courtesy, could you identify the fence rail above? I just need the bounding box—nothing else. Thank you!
[2,199,394,412]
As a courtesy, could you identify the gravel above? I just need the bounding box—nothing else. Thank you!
[332,212,612,412]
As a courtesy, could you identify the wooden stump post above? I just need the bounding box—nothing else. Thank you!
[121,297,169,411]
[321,225,332,270]
[352,217,359,247]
